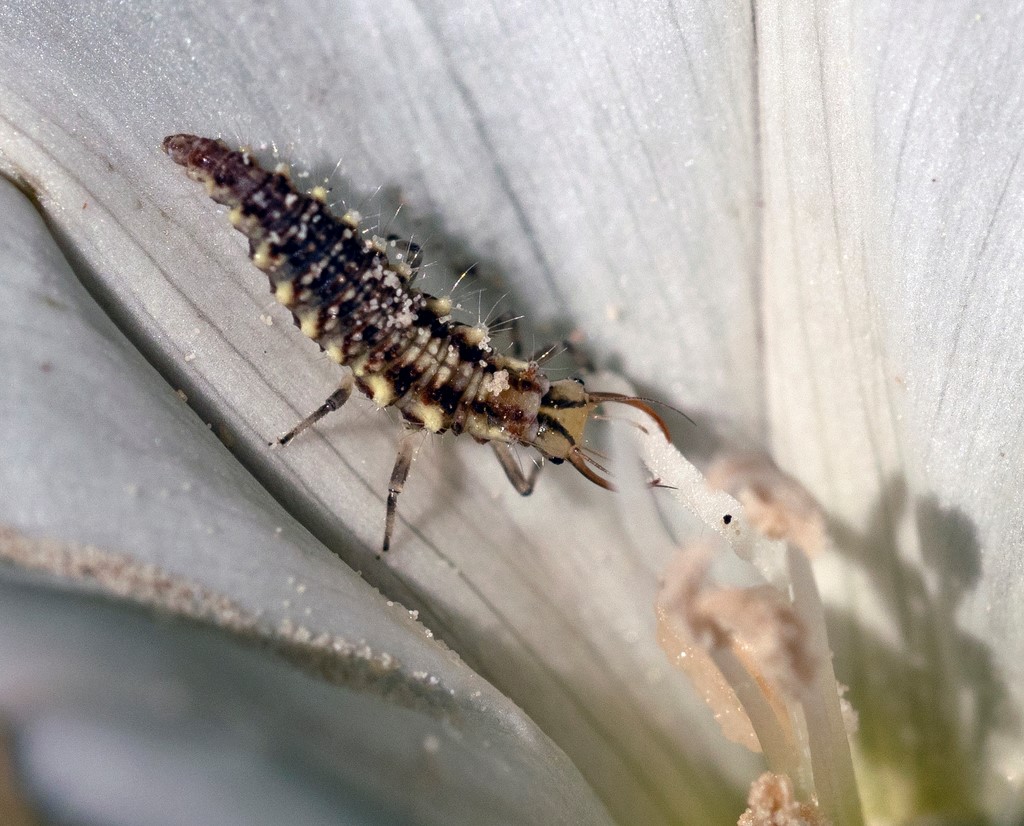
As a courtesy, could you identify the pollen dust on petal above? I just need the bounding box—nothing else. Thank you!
[737,772,828,826]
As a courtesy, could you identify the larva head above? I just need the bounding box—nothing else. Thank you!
[532,379,670,489]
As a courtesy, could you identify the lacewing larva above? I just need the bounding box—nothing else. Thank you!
[163,134,668,551]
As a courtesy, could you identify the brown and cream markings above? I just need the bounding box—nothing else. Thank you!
[163,134,668,551]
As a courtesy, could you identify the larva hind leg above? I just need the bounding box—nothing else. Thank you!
[278,372,354,446]
[383,428,421,552]
[491,442,543,496]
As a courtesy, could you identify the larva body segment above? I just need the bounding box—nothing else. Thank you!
[163,134,667,550]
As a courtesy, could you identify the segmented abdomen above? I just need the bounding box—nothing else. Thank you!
[163,134,547,442]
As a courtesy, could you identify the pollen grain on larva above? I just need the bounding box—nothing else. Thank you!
[162,134,669,552]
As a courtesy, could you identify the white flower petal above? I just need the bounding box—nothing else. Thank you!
[0,3,770,822]
[9,0,1021,821]
[872,2,1024,689]
[756,1,1023,816]
[0,175,614,825]
[0,576,613,826]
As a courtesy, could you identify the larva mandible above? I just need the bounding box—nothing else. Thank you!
[163,134,668,551]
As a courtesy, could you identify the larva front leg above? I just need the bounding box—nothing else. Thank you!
[491,442,544,496]
[278,373,355,446]
[383,428,422,553]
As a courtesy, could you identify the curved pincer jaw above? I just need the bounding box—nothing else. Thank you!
[582,392,671,440]
[566,446,616,490]
[533,379,672,490]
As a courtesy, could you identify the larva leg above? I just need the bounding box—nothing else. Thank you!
[278,372,354,446]
[491,442,543,496]
[383,428,421,552]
